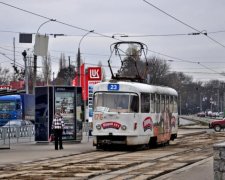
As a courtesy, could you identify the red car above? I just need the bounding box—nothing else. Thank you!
[209,118,225,132]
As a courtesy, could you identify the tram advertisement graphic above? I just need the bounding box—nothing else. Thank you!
[143,117,153,131]
[101,122,121,129]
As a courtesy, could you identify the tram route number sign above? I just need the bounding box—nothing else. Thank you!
[108,84,119,91]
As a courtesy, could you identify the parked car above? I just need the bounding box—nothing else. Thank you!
[3,120,33,127]
[219,112,224,117]
[209,118,225,132]
[209,112,220,118]
[197,112,206,117]
[206,110,212,116]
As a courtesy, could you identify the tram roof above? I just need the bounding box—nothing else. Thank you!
[93,81,178,96]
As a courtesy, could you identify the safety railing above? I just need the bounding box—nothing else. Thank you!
[0,125,35,148]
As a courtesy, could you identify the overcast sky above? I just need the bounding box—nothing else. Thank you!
[1,0,225,81]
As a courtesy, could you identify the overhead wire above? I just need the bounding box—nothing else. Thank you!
[1,1,224,79]
[0,1,121,41]
[142,0,225,48]
[0,52,24,68]
[147,48,223,75]
[170,71,221,75]
[2,29,225,38]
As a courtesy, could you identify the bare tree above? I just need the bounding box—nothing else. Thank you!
[118,45,141,78]
[59,53,66,70]
[42,53,52,85]
[0,66,12,85]
[55,53,76,85]
[146,56,170,85]
[97,61,106,82]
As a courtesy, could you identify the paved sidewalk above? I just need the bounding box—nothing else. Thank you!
[0,137,95,165]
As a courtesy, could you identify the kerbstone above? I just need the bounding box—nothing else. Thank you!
[214,142,225,180]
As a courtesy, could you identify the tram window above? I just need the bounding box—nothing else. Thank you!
[130,95,139,113]
[165,95,169,112]
[150,94,155,113]
[174,96,178,113]
[141,93,150,113]
[156,94,160,113]
[93,93,103,109]
[116,95,129,109]
[160,95,165,112]
[169,96,174,112]
[93,92,138,113]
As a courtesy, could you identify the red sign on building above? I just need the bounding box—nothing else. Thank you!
[88,67,102,81]
[72,64,88,101]
[0,85,12,89]
[72,65,102,101]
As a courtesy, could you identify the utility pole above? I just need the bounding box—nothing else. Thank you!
[33,19,56,94]
[22,50,29,94]
[33,55,37,94]
[179,94,182,115]
[77,48,81,86]
[77,30,94,123]
[77,30,94,86]
[217,88,220,112]
[52,72,55,85]
[200,93,202,112]
[13,37,16,81]
[68,56,71,85]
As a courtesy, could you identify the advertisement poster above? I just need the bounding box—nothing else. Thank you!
[55,90,75,140]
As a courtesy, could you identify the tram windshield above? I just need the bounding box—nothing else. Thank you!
[93,92,139,113]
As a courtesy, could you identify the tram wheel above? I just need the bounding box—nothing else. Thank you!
[148,137,157,148]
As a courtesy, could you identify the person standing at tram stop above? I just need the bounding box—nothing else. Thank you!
[52,112,65,150]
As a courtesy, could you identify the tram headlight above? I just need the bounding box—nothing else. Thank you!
[96,124,101,130]
[121,125,127,130]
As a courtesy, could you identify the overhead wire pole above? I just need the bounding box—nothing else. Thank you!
[33,19,56,94]
[13,37,16,81]
[68,56,71,85]
[77,30,94,86]
[77,30,94,124]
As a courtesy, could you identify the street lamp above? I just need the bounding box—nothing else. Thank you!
[36,19,56,34]
[111,33,128,38]
[33,19,56,94]
[77,30,94,86]
[76,30,94,124]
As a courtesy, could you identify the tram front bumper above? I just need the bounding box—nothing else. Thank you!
[93,135,127,146]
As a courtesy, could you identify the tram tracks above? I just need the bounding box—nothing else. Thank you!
[0,131,224,180]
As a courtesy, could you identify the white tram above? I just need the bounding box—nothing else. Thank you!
[92,81,178,149]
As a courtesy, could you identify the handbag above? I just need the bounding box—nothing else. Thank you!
[49,134,55,142]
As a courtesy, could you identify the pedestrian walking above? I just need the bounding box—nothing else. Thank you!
[52,112,65,150]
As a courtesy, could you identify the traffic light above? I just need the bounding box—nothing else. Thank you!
[12,65,19,74]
